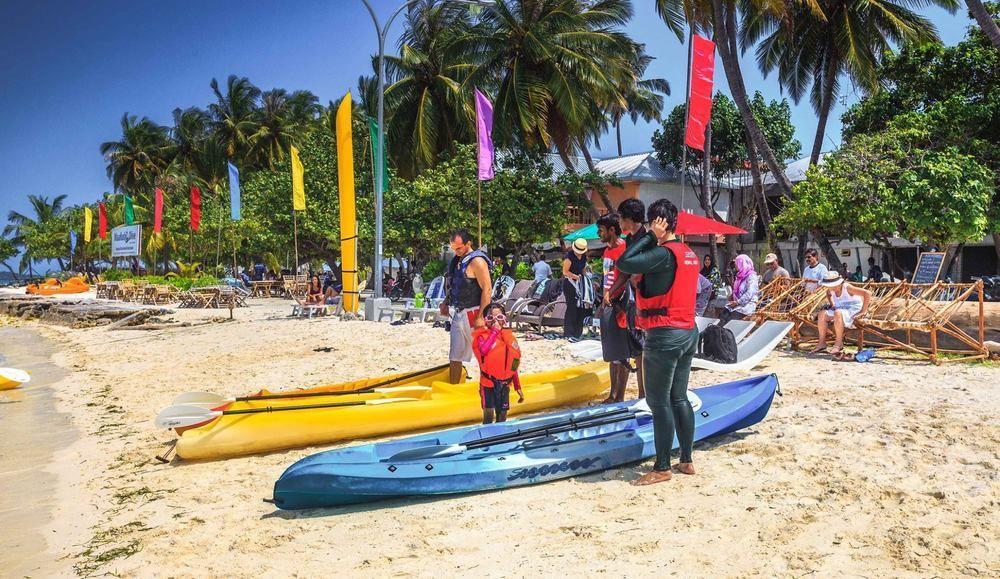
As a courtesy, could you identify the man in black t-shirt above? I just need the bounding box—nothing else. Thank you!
[602,198,647,398]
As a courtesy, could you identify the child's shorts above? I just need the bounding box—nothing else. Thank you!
[480,383,510,411]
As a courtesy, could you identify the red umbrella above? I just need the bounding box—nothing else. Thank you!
[675,211,747,235]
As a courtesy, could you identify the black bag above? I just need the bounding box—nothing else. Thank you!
[698,322,737,364]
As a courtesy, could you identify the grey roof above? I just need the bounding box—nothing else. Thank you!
[762,153,828,185]
[596,151,678,183]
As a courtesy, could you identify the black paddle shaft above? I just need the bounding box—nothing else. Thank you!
[234,363,449,402]
[221,399,370,415]
[464,407,638,450]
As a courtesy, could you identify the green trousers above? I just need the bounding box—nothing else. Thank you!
[642,326,698,471]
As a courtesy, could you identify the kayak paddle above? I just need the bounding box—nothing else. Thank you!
[155,397,421,430]
[168,363,449,406]
[171,385,432,408]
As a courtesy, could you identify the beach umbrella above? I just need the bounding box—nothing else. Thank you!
[675,212,747,235]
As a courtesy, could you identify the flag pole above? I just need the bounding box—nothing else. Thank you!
[477,181,482,247]
[680,26,694,211]
[293,210,300,277]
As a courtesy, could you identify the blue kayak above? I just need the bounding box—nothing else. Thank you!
[272,373,779,509]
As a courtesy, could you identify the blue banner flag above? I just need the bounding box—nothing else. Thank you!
[228,161,241,220]
[69,230,77,255]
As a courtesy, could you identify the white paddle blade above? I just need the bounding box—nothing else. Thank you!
[0,368,31,384]
[171,391,231,407]
[154,405,221,429]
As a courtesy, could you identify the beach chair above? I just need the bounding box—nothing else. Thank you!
[424,276,446,308]
[492,275,516,302]
[691,320,794,371]
[499,280,535,311]
[512,295,566,331]
[369,297,400,322]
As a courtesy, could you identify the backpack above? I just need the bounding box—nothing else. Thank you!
[698,322,738,364]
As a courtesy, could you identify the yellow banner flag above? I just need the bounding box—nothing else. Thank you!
[336,94,358,313]
[83,206,93,243]
[291,145,306,211]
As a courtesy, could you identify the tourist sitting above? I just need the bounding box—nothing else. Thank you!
[866,257,883,283]
[305,275,324,305]
[810,271,872,360]
[762,253,789,285]
[472,303,523,424]
[695,273,713,316]
[323,270,342,303]
[723,254,759,320]
[851,265,864,283]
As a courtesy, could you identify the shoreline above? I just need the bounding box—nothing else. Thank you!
[0,326,80,576]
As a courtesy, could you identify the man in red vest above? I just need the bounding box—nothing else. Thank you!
[615,198,700,486]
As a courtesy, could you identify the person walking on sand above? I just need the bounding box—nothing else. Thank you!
[811,271,872,359]
[616,199,699,485]
[440,229,492,384]
[761,253,789,285]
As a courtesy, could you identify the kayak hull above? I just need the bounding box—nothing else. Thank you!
[26,277,89,295]
[0,368,31,391]
[272,374,779,509]
[175,362,608,461]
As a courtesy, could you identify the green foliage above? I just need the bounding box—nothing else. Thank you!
[514,261,533,281]
[421,259,446,280]
[774,123,994,246]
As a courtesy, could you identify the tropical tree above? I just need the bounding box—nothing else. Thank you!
[0,236,18,279]
[608,43,671,156]
[3,194,70,273]
[248,89,320,169]
[169,106,211,174]
[100,114,172,195]
[743,0,952,167]
[966,0,1000,48]
[466,0,636,169]
[382,1,475,178]
[208,75,262,165]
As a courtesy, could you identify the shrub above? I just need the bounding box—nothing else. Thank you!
[514,261,533,280]
[422,260,445,280]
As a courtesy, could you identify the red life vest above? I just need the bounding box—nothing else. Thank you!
[472,327,521,387]
[635,240,699,330]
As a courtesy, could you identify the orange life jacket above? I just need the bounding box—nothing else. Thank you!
[472,327,521,388]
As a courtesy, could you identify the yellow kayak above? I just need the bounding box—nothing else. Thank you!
[174,362,609,461]
[0,368,30,391]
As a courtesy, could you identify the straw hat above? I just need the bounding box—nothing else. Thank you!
[763,253,778,264]
[572,238,588,255]
[820,271,845,287]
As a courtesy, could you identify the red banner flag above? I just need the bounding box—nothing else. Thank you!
[685,35,716,151]
[154,188,164,233]
[190,186,201,232]
[98,202,108,239]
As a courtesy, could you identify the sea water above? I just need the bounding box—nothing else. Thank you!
[0,327,76,575]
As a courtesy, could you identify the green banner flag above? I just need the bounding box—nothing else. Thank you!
[368,117,389,192]
[124,195,135,225]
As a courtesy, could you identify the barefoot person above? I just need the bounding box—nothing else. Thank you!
[472,303,524,423]
[616,199,699,485]
[440,229,493,384]
[596,213,630,403]
[811,271,872,359]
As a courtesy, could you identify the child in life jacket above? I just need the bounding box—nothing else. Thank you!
[472,303,524,424]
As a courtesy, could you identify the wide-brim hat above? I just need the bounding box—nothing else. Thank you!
[820,272,845,287]
[572,238,588,254]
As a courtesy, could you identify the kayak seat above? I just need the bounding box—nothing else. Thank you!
[375,438,442,460]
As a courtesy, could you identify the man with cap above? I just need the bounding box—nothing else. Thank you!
[761,253,790,285]
[561,237,591,340]
[811,271,872,359]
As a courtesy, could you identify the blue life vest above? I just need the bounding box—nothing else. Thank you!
[448,249,492,310]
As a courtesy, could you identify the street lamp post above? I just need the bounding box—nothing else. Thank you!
[360,0,490,312]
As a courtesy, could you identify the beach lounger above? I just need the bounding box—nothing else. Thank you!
[691,320,793,371]
[512,296,566,331]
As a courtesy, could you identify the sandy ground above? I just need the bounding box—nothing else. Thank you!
[1,290,998,577]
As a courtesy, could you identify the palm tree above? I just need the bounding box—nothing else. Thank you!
[4,194,68,273]
[100,114,172,196]
[208,75,262,165]
[609,43,671,156]
[744,0,952,166]
[467,0,636,169]
[965,0,1000,49]
[248,89,319,169]
[382,0,475,177]
[656,0,807,199]
[169,106,211,173]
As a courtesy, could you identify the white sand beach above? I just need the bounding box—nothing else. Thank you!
[1,293,998,577]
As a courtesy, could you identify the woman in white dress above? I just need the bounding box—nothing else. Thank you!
[811,271,872,360]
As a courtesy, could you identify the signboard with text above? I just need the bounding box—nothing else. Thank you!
[911,251,945,284]
[110,224,142,257]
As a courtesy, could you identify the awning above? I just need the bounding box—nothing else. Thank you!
[563,213,746,241]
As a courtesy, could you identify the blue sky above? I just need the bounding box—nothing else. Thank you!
[0,0,974,270]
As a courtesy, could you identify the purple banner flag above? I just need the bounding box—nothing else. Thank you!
[474,89,494,181]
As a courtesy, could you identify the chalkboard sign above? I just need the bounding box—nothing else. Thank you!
[911,251,945,284]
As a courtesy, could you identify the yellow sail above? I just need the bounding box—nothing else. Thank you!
[336,94,358,313]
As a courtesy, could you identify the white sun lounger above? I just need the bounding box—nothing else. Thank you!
[568,318,758,362]
[691,320,793,371]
